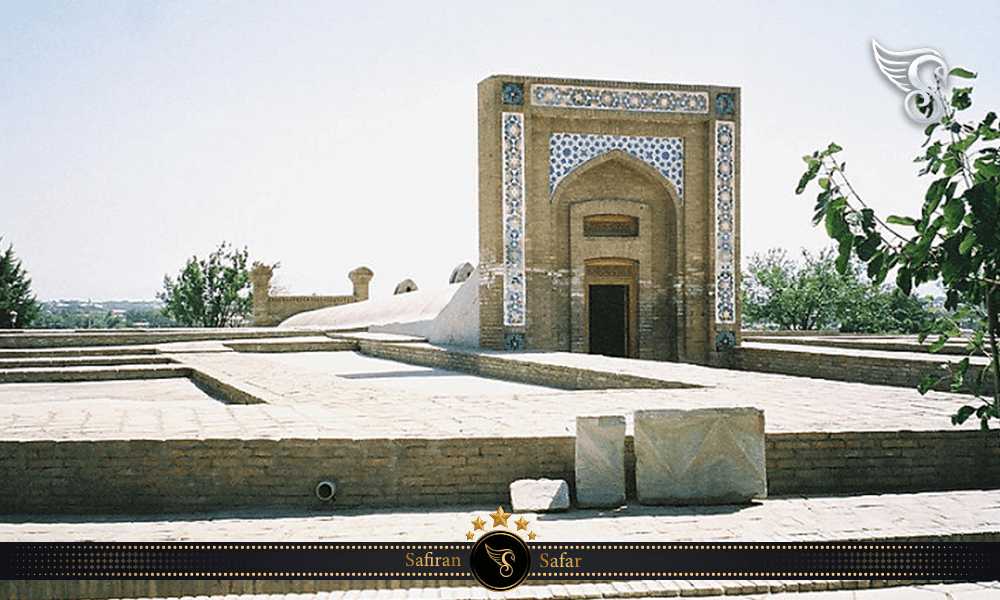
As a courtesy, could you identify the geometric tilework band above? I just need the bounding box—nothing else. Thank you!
[714,120,736,324]
[501,112,526,328]
[531,84,708,114]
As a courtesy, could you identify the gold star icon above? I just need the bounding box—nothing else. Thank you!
[466,531,475,540]
[489,506,512,528]
[472,516,486,531]
[528,531,537,540]
[514,516,530,531]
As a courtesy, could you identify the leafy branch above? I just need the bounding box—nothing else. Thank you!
[796,67,1000,430]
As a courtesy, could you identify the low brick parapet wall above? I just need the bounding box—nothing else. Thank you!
[0,328,333,349]
[253,294,358,326]
[765,430,1000,495]
[2,429,997,515]
[0,437,575,514]
[358,340,702,391]
[732,342,996,396]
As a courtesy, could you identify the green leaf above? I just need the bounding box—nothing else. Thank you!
[825,204,849,239]
[835,238,852,275]
[896,266,912,296]
[796,162,820,195]
[951,357,970,390]
[860,208,876,233]
[886,215,918,227]
[821,142,843,156]
[973,157,1000,179]
[929,334,951,353]
[959,230,977,254]
[942,197,965,231]
[866,250,888,285]
[952,87,973,111]
[949,67,977,79]
[919,373,945,394]
[971,365,986,396]
[924,178,948,217]
[943,155,961,177]
[951,131,980,154]
[818,177,830,190]
[951,404,976,424]
[855,232,882,261]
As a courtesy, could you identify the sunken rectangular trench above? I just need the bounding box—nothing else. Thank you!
[0,361,264,406]
[355,340,700,391]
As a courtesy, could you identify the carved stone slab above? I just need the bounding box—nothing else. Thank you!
[575,415,626,507]
[635,407,766,505]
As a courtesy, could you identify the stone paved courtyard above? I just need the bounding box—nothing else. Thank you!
[0,345,982,441]
[3,489,999,543]
[2,334,998,599]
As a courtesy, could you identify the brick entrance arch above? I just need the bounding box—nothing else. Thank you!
[478,75,741,365]
[554,151,680,361]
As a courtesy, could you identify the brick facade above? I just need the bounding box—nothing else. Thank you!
[478,76,741,365]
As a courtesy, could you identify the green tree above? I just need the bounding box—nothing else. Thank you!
[0,238,40,329]
[123,307,178,328]
[743,246,933,332]
[158,242,253,327]
[797,67,1000,429]
[840,287,935,335]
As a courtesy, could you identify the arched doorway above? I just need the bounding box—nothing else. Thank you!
[550,150,681,361]
[585,258,638,357]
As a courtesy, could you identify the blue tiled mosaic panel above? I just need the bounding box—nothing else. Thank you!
[502,82,524,106]
[549,134,684,201]
[715,92,735,116]
[715,121,736,324]
[502,113,527,328]
[531,84,708,114]
[715,330,736,352]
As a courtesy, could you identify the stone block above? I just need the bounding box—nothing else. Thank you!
[634,407,766,505]
[575,415,626,507]
[509,478,569,512]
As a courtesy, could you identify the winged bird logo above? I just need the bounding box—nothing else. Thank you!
[485,543,515,577]
[872,39,949,123]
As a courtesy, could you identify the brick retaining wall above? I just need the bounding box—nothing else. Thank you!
[0,328,331,349]
[2,430,997,515]
[731,344,996,396]
[0,437,575,514]
[358,341,699,391]
[765,430,1000,495]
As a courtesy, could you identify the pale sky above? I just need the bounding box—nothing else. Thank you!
[2,0,998,301]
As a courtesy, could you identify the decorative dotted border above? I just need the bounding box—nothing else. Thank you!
[502,112,527,328]
[715,121,736,324]
[12,542,974,579]
[531,84,708,114]
[549,133,683,200]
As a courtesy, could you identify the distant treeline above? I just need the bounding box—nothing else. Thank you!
[31,300,178,329]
